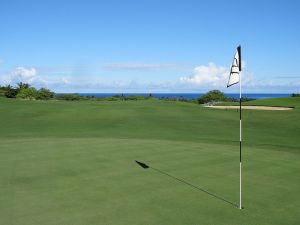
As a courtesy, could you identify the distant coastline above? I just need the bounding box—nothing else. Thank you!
[74,93,291,100]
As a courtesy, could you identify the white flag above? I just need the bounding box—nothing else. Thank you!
[227,46,241,87]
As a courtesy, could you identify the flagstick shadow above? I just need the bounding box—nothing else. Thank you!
[135,160,238,208]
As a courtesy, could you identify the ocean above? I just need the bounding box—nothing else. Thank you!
[77,93,291,100]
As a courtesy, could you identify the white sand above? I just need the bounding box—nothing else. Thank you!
[204,105,293,111]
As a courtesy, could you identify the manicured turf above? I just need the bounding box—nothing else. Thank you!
[244,97,300,108]
[0,97,299,225]
[217,97,300,108]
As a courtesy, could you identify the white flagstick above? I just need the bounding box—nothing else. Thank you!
[239,70,242,209]
[227,45,243,209]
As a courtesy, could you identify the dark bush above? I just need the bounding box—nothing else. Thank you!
[146,93,155,99]
[4,85,18,98]
[197,90,227,104]
[291,93,300,97]
[36,88,55,100]
[55,93,81,101]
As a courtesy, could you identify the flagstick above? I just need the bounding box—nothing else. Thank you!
[228,45,243,209]
[239,66,242,209]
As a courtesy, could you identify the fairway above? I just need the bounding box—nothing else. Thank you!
[0,98,300,225]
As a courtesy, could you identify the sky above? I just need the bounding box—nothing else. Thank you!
[0,0,300,93]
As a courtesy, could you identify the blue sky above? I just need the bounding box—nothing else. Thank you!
[0,0,299,93]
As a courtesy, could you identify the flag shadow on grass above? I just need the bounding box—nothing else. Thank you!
[135,160,238,208]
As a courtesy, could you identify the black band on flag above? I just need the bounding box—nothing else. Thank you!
[238,45,242,71]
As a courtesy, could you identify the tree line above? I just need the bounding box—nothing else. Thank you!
[0,84,253,103]
[0,83,54,100]
[2,83,296,103]
[0,83,156,101]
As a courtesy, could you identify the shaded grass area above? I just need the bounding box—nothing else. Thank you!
[0,98,300,224]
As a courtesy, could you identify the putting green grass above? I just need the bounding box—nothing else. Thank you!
[0,97,299,225]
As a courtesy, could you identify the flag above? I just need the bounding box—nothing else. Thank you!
[227,46,241,87]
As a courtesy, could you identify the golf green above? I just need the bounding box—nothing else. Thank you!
[0,97,299,225]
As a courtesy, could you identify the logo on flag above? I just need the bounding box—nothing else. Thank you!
[227,46,241,87]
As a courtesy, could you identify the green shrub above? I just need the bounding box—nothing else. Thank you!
[5,88,18,98]
[291,93,300,97]
[36,88,54,100]
[197,90,227,104]
[16,87,38,99]
[0,87,7,97]
[146,93,155,99]
[1,84,55,100]
[55,93,81,101]
[126,95,145,100]
[3,85,18,98]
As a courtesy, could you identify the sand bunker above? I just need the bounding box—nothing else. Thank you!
[204,106,294,111]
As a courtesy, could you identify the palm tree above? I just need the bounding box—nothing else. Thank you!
[17,82,30,90]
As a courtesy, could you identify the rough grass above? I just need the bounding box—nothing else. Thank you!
[0,97,299,225]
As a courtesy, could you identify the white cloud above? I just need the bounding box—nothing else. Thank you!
[102,63,182,71]
[12,67,37,78]
[0,63,299,93]
[0,67,47,86]
[180,62,228,87]
[179,61,254,90]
